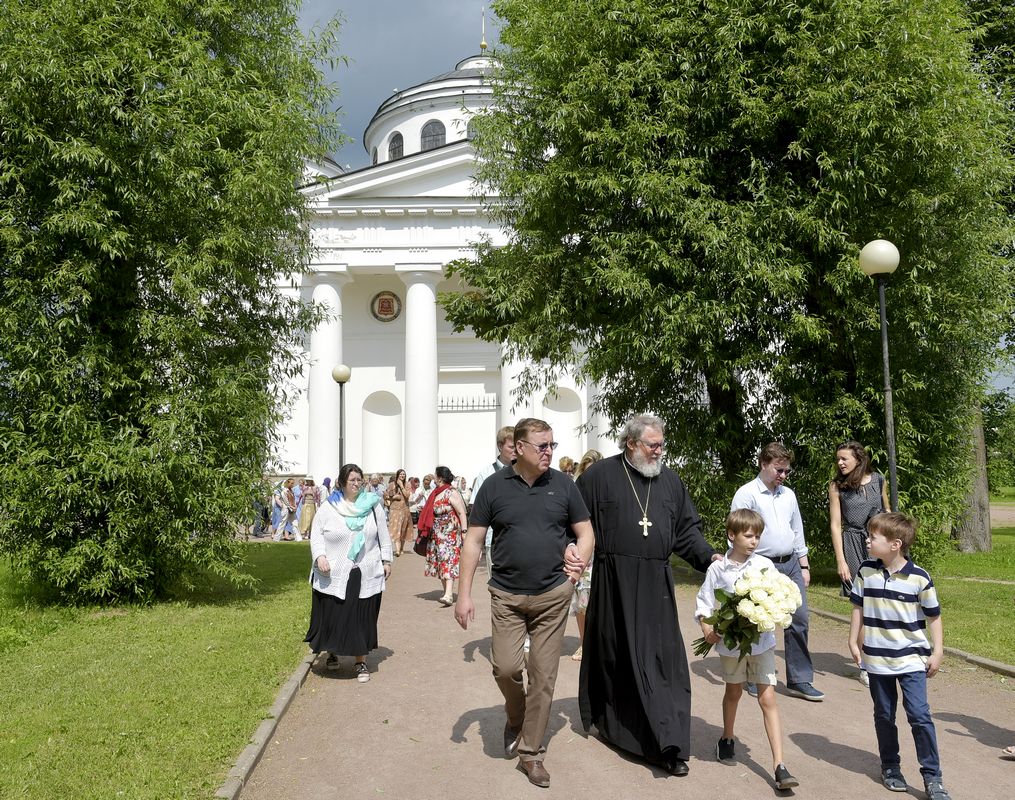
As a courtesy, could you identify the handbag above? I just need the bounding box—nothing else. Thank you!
[413,527,430,557]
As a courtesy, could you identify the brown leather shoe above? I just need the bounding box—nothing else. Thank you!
[519,759,550,788]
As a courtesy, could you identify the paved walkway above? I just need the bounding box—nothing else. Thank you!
[239,552,1014,800]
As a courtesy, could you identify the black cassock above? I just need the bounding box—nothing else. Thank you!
[576,454,716,766]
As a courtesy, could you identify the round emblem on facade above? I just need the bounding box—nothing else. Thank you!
[370,290,402,322]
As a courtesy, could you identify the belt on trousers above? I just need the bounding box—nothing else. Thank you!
[769,553,795,564]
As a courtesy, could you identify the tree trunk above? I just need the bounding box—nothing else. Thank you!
[956,409,992,552]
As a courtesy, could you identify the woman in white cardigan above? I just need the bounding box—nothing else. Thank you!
[304,463,392,682]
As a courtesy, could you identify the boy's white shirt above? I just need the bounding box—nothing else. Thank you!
[695,550,778,658]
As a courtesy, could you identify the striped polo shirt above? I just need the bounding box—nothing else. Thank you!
[849,558,941,675]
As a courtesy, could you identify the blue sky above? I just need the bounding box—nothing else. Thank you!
[299,1,500,170]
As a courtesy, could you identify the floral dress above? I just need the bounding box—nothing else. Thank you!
[424,487,462,580]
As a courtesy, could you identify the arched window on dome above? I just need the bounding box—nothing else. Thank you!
[420,119,446,151]
[372,147,378,165]
[388,132,403,161]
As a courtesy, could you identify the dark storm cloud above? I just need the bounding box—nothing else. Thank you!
[299,1,499,169]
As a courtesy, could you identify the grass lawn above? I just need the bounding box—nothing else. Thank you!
[0,542,312,800]
[806,527,1015,666]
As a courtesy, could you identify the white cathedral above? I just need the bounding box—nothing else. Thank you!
[274,50,617,484]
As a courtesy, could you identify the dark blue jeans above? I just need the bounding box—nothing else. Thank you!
[868,670,942,781]
[773,557,812,685]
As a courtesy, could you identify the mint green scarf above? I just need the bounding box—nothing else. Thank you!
[331,491,381,559]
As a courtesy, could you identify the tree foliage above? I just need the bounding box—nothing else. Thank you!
[983,389,1015,490]
[0,0,341,601]
[444,0,1014,559]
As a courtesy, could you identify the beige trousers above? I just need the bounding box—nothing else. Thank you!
[489,579,573,762]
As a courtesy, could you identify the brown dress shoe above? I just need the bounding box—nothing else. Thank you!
[519,759,550,788]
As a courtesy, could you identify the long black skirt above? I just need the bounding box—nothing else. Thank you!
[304,569,382,656]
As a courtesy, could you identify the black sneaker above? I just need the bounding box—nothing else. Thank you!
[775,764,799,790]
[325,654,339,671]
[716,737,736,765]
[924,779,952,800]
[881,767,908,792]
[354,662,370,683]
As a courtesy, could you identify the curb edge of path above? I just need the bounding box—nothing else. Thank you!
[214,650,316,800]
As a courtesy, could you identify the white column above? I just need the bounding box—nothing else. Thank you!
[587,383,619,456]
[499,348,526,428]
[307,274,349,482]
[401,271,442,480]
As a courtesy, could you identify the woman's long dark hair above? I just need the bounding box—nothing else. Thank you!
[833,441,871,492]
[434,465,455,485]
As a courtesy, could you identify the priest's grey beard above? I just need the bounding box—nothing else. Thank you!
[628,450,662,478]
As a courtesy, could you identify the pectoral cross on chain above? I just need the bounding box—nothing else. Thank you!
[640,514,653,537]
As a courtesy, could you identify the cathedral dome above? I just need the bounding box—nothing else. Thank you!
[362,55,494,166]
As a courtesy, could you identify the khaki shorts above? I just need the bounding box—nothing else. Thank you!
[719,647,778,686]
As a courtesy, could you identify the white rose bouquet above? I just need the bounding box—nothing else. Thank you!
[693,566,802,660]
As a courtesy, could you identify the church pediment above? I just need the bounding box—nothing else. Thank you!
[304,142,482,204]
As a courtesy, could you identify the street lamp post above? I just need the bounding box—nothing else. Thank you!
[331,364,352,468]
[858,239,901,512]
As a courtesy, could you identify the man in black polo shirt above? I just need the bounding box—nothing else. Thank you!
[456,418,594,789]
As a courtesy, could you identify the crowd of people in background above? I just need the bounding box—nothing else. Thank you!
[255,451,592,547]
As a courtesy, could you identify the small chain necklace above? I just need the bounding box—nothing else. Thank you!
[622,459,654,536]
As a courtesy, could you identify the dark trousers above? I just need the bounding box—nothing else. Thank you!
[868,670,942,781]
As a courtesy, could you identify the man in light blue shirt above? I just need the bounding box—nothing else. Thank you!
[731,442,823,702]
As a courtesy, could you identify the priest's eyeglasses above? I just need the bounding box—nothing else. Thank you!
[639,440,666,451]
[520,440,559,452]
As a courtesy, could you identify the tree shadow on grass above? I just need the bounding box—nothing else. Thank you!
[3,541,312,612]
[165,541,312,607]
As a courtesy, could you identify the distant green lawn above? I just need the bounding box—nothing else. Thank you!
[0,542,312,800]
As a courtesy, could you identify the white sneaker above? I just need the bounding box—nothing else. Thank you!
[355,662,370,683]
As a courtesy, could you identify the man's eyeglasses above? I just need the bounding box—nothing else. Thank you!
[520,440,559,453]
[639,440,666,452]
[773,467,793,476]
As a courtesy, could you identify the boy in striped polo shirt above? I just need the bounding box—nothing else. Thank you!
[848,512,951,800]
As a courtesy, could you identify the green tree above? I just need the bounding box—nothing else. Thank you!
[0,0,341,601]
[983,389,1015,490]
[444,0,1014,559]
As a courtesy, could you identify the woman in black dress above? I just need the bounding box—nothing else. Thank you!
[828,440,890,595]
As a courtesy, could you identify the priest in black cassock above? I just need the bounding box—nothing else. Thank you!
[573,414,718,776]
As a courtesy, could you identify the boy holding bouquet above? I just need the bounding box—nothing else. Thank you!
[848,513,951,800]
[695,509,800,790]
